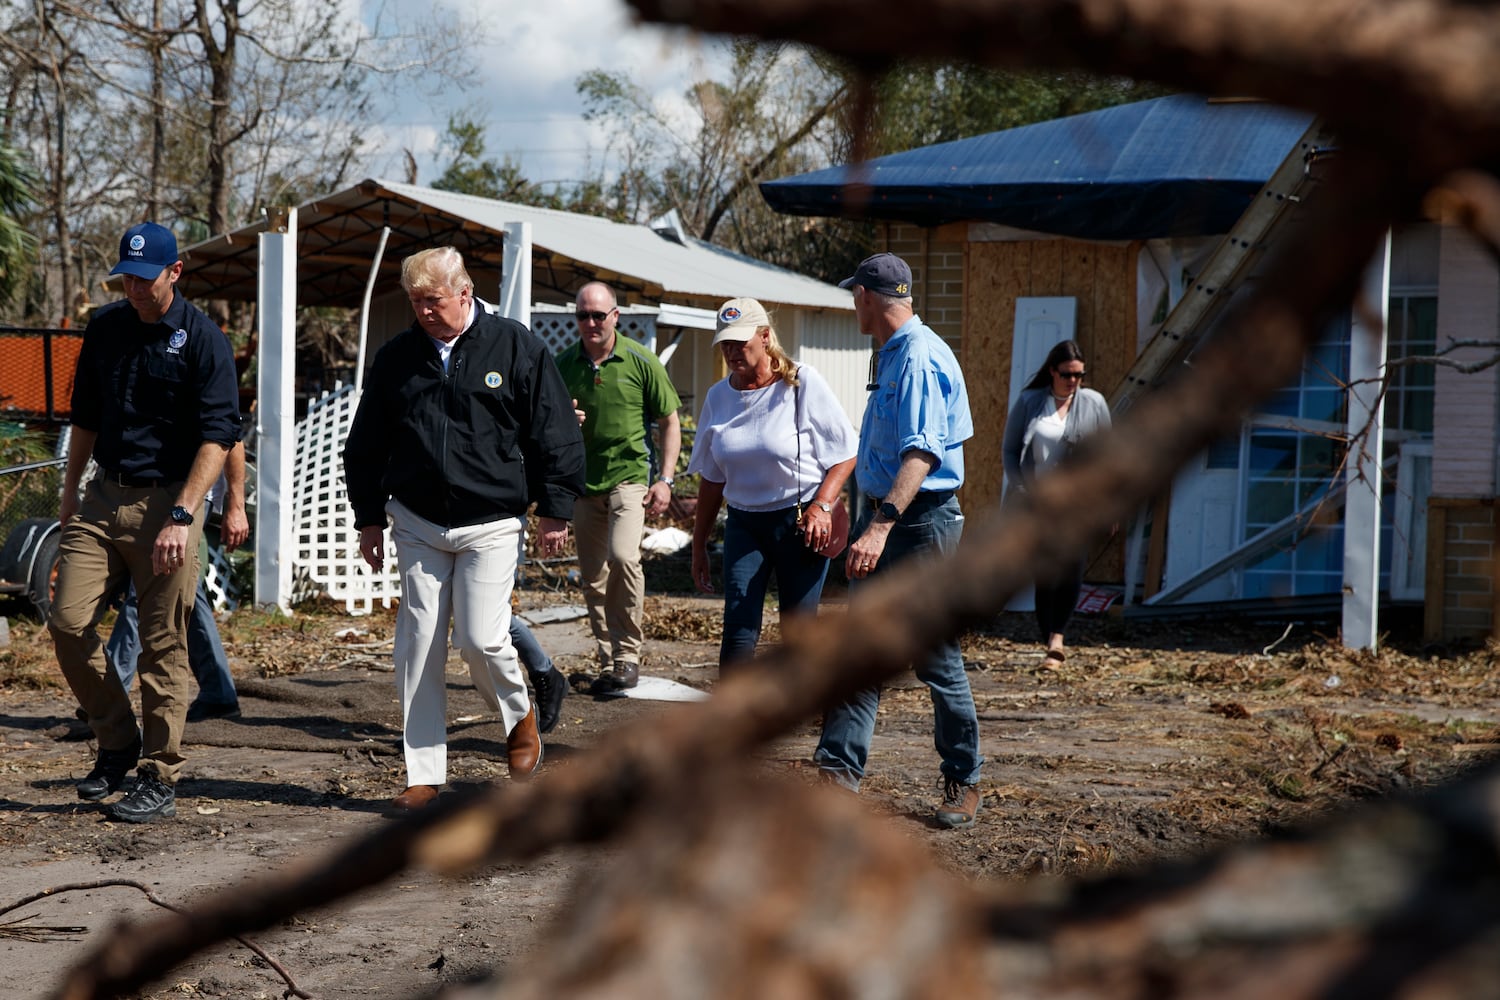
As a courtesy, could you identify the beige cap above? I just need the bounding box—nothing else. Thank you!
[712,297,770,345]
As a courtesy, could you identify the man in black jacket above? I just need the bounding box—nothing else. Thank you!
[343,247,584,810]
[50,220,240,824]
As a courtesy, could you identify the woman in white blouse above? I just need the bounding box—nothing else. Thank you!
[1002,339,1113,665]
[688,298,857,670]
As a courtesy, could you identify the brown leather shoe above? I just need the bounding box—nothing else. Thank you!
[507,705,543,780]
[391,784,439,810]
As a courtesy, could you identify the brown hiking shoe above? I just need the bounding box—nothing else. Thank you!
[594,660,639,691]
[935,778,980,829]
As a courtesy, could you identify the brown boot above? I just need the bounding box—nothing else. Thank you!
[507,705,543,780]
[391,785,439,810]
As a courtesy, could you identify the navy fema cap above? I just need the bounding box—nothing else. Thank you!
[110,222,179,279]
[838,252,912,297]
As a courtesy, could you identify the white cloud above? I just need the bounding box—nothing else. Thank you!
[360,0,731,188]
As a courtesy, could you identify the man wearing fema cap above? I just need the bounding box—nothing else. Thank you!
[49,220,240,823]
[813,251,985,830]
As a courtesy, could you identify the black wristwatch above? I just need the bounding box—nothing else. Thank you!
[877,501,902,523]
[169,505,195,526]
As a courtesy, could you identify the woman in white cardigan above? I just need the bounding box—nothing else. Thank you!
[1002,340,1112,665]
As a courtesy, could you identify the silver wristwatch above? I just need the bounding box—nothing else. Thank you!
[814,501,832,513]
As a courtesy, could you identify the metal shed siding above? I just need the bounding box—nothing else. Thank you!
[793,310,869,428]
[1433,224,1500,497]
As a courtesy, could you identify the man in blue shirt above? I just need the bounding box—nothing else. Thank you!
[50,221,241,823]
[814,252,984,829]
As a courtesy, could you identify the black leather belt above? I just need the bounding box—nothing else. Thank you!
[865,490,955,513]
[99,468,169,489]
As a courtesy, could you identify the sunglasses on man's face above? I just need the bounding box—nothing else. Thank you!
[576,309,614,323]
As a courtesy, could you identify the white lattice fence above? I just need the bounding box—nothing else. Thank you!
[292,383,399,614]
[204,546,238,611]
[529,309,657,354]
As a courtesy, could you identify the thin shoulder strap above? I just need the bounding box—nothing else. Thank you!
[794,367,804,501]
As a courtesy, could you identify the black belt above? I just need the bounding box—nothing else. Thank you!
[98,468,170,489]
[866,490,955,514]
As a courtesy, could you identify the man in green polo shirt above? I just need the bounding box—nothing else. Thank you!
[555,281,682,690]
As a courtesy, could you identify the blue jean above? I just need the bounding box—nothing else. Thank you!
[107,577,238,708]
[510,616,554,680]
[814,494,982,789]
[719,505,830,668]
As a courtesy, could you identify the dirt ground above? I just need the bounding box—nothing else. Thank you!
[2,555,1499,999]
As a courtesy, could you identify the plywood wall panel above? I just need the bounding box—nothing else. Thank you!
[1029,239,1062,292]
[964,241,1033,511]
[1062,239,1098,360]
[1094,242,1139,399]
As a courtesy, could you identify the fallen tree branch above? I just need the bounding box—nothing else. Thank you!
[625,0,1500,177]
[8,880,312,999]
[0,916,86,943]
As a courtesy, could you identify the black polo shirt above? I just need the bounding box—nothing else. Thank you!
[70,291,240,481]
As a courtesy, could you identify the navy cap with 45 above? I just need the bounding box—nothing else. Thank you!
[110,222,179,279]
[838,252,912,297]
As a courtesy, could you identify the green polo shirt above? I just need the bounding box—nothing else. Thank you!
[555,334,681,495]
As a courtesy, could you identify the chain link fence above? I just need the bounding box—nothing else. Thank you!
[0,457,64,543]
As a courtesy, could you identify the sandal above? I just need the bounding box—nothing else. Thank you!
[1043,648,1066,666]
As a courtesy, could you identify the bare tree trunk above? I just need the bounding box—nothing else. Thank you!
[146,0,163,221]
[37,0,71,326]
[193,0,238,326]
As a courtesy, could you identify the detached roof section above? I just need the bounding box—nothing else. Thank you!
[760,95,1314,240]
[178,178,851,312]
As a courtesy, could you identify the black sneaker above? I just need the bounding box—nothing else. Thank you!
[186,700,241,723]
[532,667,567,734]
[107,770,177,823]
[77,738,142,801]
[935,778,981,830]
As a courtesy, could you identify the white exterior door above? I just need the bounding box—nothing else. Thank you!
[1006,297,1076,612]
[1008,297,1077,414]
[1163,444,1240,602]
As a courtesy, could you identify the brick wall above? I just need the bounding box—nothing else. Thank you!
[883,223,965,342]
[1426,499,1499,640]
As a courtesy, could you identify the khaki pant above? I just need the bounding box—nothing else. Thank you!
[572,483,647,668]
[49,478,201,784]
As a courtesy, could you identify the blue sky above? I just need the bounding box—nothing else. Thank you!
[361,0,729,190]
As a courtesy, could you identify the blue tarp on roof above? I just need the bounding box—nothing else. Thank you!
[760,95,1314,240]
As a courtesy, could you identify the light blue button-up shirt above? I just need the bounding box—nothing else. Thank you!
[857,314,973,498]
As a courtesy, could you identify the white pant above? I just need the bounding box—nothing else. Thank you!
[388,500,529,786]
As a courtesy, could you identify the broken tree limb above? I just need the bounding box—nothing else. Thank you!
[624,0,1500,176]
[6,879,311,998]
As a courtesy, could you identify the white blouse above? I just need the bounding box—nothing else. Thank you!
[687,364,857,511]
[1027,402,1070,473]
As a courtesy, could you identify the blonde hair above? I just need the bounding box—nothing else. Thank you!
[401,247,473,297]
[764,327,800,388]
